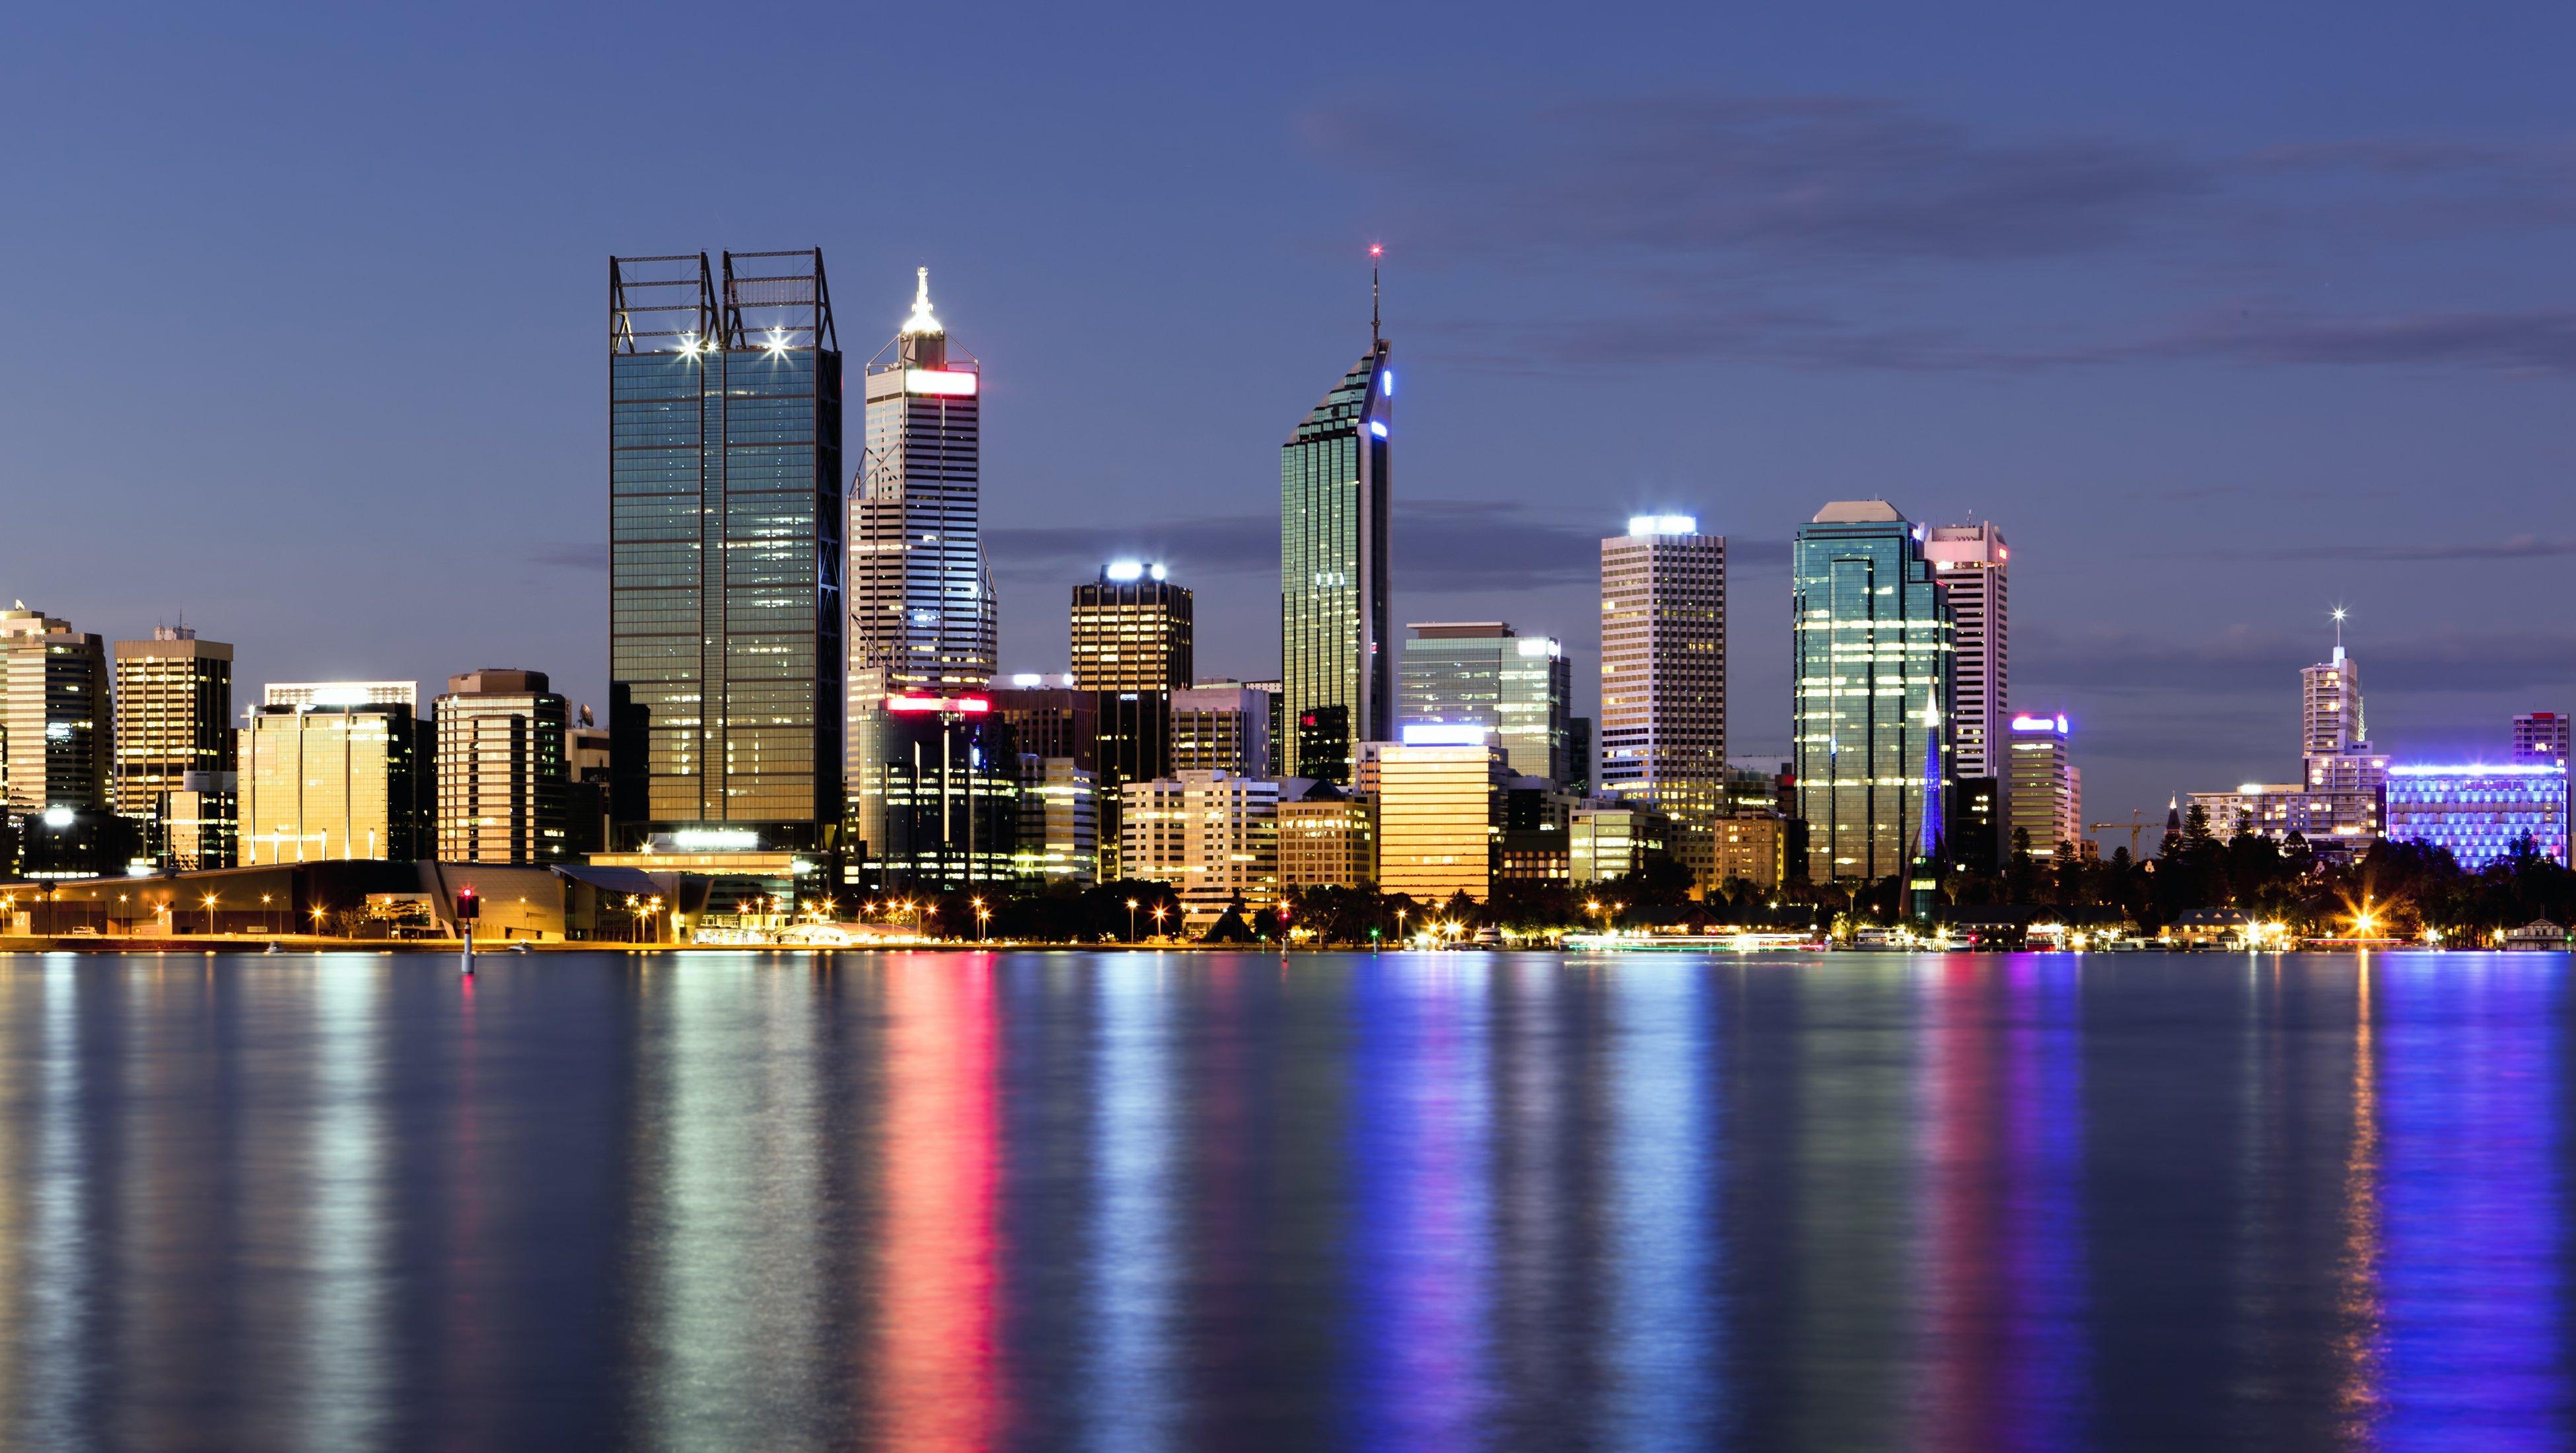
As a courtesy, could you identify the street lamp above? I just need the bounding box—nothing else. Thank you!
[1126,898,1140,942]
[310,905,327,937]
[262,893,274,936]
[1151,903,1169,939]
[202,893,219,937]
[1396,906,1409,943]
[974,898,991,942]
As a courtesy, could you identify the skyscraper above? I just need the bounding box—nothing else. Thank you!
[609,250,844,851]
[1599,516,1726,885]
[1280,294,1392,783]
[847,269,995,866]
[2513,712,2570,766]
[2302,612,2367,760]
[1,606,114,872]
[1792,501,1954,882]
[1922,523,2008,780]
[1398,622,1571,784]
[1071,561,1194,790]
[1171,681,1273,777]
[112,624,234,868]
[433,670,569,865]
[2005,711,2081,857]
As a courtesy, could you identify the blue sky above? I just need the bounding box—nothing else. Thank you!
[4,1,2571,826]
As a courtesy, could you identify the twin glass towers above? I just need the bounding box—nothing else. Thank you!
[610,248,1390,859]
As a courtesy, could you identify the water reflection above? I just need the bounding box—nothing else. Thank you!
[0,950,2564,1448]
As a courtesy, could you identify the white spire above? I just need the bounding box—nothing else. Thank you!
[900,266,944,337]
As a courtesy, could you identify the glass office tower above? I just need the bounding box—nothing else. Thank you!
[1791,501,1954,882]
[1281,334,1392,783]
[1398,621,1569,783]
[608,250,843,851]
[112,625,236,868]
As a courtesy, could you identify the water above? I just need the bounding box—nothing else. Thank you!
[0,950,2563,1451]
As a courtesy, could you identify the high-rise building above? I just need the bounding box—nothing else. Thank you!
[2005,711,2081,857]
[2386,763,2569,868]
[1280,311,1392,783]
[433,670,569,865]
[851,267,994,695]
[2513,712,2571,766]
[112,624,234,868]
[1072,561,1193,791]
[1712,814,1786,889]
[2302,632,2367,760]
[1921,523,2008,781]
[1,605,115,876]
[1118,769,1281,929]
[609,249,844,851]
[861,694,1019,890]
[238,692,428,863]
[1791,502,1954,882]
[1398,622,1571,783]
[1172,681,1273,777]
[1,605,111,821]
[1599,516,1726,886]
[1375,731,1496,904]
[1567,716,1593,797]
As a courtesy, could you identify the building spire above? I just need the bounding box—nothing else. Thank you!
[901,266,944,337]
[2330,604,2347,662]
[1368,243,1383,346]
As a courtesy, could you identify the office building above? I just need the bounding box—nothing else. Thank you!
[1791,502,1954,882]
[433,670,570,865]
[1712,814,1786,889]
[2005,712,2081,857]
[568,707,612,857]
[1921,523,2008,780]
[1567,716,1593,797]
[1374,731,1496,903]
[1399,622,1570,783]
[1951,777,2003,870]
[1600,516,1725,888]
[1,606,115,876]
[1,605,111,820]
[1014,755,1097,886]
[1172,681,1272,777]
[238,691,428,863]
[1280,307,1393,782]
[988,680,1095,768]
[1118,770,1281,929]
[1569,802,1669,883]
[112,624,235,868]
[2386,763,2569,868]
[1073,562,1192,789]
[857,693,1019,890]
[2513,712,2570,766]
[1278,781,1374,890]
[610,249,844,851]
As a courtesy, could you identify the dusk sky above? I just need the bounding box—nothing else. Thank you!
[6,1,2571,828]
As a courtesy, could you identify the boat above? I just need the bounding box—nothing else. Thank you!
[262,942,283,954]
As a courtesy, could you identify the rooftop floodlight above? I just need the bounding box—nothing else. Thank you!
[1104,560,1145,582]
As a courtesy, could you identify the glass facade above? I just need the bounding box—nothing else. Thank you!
[1281,341,1392,782]
[237,704,425,863]
[2386,764,2570,868]
[609,251,843,851]
[433,672,569,865]
[1375,742,1493,903]
[1,607,112,819]
[1398,623,1570,784]
[1791,502,1954,882]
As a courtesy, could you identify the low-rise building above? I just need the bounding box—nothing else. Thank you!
[1015,755,1097,886]
[1569,800,1668,882]
[1118,769,1281,928]
[1375,732,1497,903]
[2386,763,2569,868]
[1278,782,1373,890]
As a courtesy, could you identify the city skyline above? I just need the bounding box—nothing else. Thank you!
[7,4,2575,829]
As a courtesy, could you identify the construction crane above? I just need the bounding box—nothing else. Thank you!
[2091,809,2162,861]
